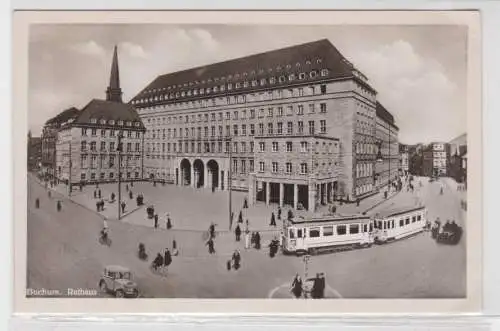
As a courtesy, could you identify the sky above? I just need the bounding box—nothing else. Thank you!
[28,24,467,144]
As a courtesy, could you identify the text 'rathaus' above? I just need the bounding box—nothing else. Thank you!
[41,39,401,212]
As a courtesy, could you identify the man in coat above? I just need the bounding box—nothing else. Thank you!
[164,248,172,270]
[235,224,242,242]
[270,212,276,227]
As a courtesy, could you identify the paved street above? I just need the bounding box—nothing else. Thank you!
[27,174,465,298]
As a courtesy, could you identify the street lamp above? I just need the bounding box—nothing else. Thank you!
[227,135,233,229]
[117,131,124,220]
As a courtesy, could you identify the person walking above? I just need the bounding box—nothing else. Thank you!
[291,274,303,299]
[243,197,248,209]
[98,189,101,199]
[235,224,242,242]
[154,214,159,229]
[238,210,243,223]
[270,212,276,227]
[254,231,261,249]
[129,190,133,199]
[167,215,172,230]
[206,237,215,254]
[245,219,249,233]
[244,229,250,249]
[172,239,179,256]
[121,201,126,214]
[93,190,97,199]
[164,248,172,271]
[209,222,216,239]
[232,249,241,270]
[277,206,282,220]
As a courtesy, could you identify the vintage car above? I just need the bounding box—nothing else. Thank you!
[99,265,139,298]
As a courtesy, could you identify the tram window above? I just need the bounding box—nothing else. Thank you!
[337,225,347,235]
[405,218,410,225]
[412,216,416,223]
[289,229,295,239]
[369,223,373,232]
[382,222,386,230]
[323,226,334,236]
[417,215,422,221]
[399,219,404,227]
[378,221,382,229]
[297,229,303,238]
[392,220,395,228]
[350,224,359,234]
[310,227,320,238]
[363,224,368,232]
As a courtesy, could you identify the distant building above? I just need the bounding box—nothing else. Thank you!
[53,46,146,187]
[374,102,399,189]
[448,133,467,184]
[422,142,450,177]
[399,143,409,176]
[27,131,42,171]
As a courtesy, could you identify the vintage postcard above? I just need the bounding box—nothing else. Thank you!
[13,10,481,314]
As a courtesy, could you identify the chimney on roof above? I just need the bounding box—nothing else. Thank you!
[106,45,123,103]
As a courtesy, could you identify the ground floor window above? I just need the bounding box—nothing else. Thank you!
[100,172,105,179]
[80,173,86,180]
[91,173,96,180]
[135,172,139,178]
[127,172,131,179]
[110,172,114,179]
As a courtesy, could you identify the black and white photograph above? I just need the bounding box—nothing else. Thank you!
[14,10,481,313]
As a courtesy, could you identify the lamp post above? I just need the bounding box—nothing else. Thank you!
[117,131,123,220]
[228,135,233,229]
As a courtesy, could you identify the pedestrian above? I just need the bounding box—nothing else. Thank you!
[126,184,129,192]
[56,200,62,212]
[235,224,241,242]
[244,230,250,249]
[318,273,326,299]
[172,239,179,256]
[238,210,243,223]
[153,253,163,271]
[229,212,234,230]
[291,274,303,299]
[167,215,172,230]
[131,182,134,188]
[254,231,261,250]
[96,201,100,212]
[287,209,294,221]
[121,201,126,214]
[164,248,172,270]
[206,237,215,254]
[226,260,232,271]
[311,273,321,299]
[209,222,216,239]
[278,206,282,220]
[100,199,105,211]
[35,198,40,209]
[245,219,249,233]
[243,197,248,209]
[98,189,101,199]
[232,249,241,270]
[93,190,97,199]
[111,192,115,202]
[270,212,276,227]
[331,205,337,215]
[129,190,133,199]
[356,198,360,207]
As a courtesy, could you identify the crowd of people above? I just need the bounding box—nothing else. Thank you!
[291,273,326,299]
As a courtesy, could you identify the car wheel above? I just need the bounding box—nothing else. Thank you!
[99,281,107,293]
[115,290,124,298]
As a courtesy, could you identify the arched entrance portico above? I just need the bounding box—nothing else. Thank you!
[193,159,204,188]
[180,159,191,186]
[207,159,219,190]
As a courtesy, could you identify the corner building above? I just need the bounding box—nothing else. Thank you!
[131,39,396,211]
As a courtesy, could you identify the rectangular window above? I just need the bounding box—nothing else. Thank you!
[337,225,347,235]
[233,159,238,173]
[412,216,416,223]
[272,142,279,152]
[250,142,254,153]
[233,111,238,120]
[320,120,326,133]
[320,103,327,113]
[399,219,404,227]
[286,141,293,152]
[308,121,315,135]
[300,141,308,152]
[225,142,230,153]
[110,142,115,151]
[287,106,293,116]
[81,141,87,151]
[323,226,334,236]
[350,224,360,234]
[241,160,246,174]
[417,215,422,221]
[298,121,304,134]
[286,162,292,174]
[272,162,278,173]
[241,142,246,153]
[258,123,264,135]
[211,126,215,137]
[268,123,273,135]
[259,142,265,152]
[250,109,255,119]
[250,124,255,136]
[259,162,265,172]
[297,105,304,115]
[233,142,238,153]
[268,108,273,117]
[101,129,106,137]
[300,163,308,174]
[249,159,254,172]
[91,128,97,136]
[287,122,293,135]
[242,124,247,135]
[277,122,283,135]
[81,128,87,136]
[298,88,304,97]
[320,84,327,94]
[405,218,410,225]
[309,227,320,237]
[277,107,283,117]
[233,125,238,136]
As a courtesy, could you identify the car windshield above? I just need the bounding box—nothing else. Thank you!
[118,272,131,280]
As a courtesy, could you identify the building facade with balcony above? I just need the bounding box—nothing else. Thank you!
[130,39,397,210]
[422,142,450,177]
[54,46,146,186]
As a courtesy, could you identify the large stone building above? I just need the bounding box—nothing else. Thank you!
[41,107,80,179]
[27,131,42,171]
[399,143,409,176]
[130,39,398,210]
[52,46,146,187]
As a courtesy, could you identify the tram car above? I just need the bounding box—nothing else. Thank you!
[282,214,375,256]
[371,205,427,243]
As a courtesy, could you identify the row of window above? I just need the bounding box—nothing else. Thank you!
[88,118,141,127]
[355,142,376,155]
[289,222,371,239]
[355,184,374,196]
[147,120,326,140]
[80,171,140,181]
[80,154,141,169]
[134,70,329,104]
[375,214,423,230]
[81,128,141,139]
[81,141,141,152]
[144,102,328,130]
[355,163,374,178]
[256,161,309,175]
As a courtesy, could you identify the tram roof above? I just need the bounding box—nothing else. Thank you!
[371,205,426,219]
[289,214,371,225]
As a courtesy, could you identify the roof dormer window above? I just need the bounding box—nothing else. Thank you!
[286,64,291,69]
[288,74,296,81]
[269,77,276,84]
[310,70,318,78]
[243,81,249,88]
[321,69,329,77]
[299,72,306,80]
[235,82,241,89]
[252,80,258,87]
[99,119,106,124]
[90,118,97,124]
[317,58,323,64]
[118,120,124,126]
[279,76,285,83]
[135,122,140,127]
[126,121,132,126]
[109,120,115,125]
[260,78,266,85]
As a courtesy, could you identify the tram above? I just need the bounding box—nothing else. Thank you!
[282,214,374,256]
[371,205,427,243]
[282,205,428,256]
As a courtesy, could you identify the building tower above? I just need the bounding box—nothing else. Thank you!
[105,45,123,103]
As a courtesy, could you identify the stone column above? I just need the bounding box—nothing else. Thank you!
[279,183,284,207]
[248,173,256,206]
[293,184,299,210]
[308,180,317,213]
[204,164,209,189]
[192,168,196,188]
[265,181,270,205]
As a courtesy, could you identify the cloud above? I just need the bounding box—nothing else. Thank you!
[351,40,463,143]
[69,40,106,58]
[119,42,149,59]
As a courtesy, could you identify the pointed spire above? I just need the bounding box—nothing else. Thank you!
[106,45,123,102]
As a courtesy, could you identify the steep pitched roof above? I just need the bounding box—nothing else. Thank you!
[73,99,145,130]
[130,39,368,105]
[45,107,80,126]
[376,102,398,130]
